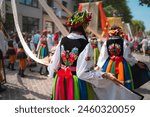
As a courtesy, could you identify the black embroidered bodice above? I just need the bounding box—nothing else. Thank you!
[60,37,88,67]
[106,37,124,57]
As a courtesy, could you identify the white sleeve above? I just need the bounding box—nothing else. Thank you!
[97,41,101,52]
[97,41,109,68]
[76,44,105,84]
[123,40,138,66]
[47,42,61,78]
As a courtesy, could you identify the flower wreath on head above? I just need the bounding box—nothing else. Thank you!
[108,25,123,37]
[66,10,92,28]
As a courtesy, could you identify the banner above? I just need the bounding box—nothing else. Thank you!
[99,2,109,38]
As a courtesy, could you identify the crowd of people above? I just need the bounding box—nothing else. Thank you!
[0,10,149,99]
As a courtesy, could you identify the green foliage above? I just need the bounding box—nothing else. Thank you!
[103,0,132,23]
[139,0,150,7]
[131,20,145,36]
[104,5,116,17]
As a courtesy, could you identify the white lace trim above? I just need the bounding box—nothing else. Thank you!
[67,33,86,40]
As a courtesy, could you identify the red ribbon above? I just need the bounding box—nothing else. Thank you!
[91,44,97,49]
[55,67,74,100]
[40,44,46,48]
[110,56,123,74]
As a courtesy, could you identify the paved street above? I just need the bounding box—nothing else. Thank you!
[0,53,150,100]
[0,62,53,100]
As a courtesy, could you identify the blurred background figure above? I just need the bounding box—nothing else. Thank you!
[33,30,41,49]
[139,37,148,56]
[6,34,16,70]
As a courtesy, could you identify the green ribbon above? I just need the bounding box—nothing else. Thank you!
[73,75,80,100]
[52,74,58,100]
[127,63,134,90]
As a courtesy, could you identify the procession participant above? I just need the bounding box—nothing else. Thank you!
[48,10,93,100]
[76,25,143,100]
[6,34,16,70]
[17,41,27,77]
[36,30,49,75]
[97,25,145,90]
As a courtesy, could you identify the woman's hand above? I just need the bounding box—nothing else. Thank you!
[102,73,124,86]
[137,62,145,69]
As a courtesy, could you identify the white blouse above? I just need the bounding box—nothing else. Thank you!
[47,33,86,78]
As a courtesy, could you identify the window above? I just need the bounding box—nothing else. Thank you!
[45,21,54,33]
[62,1,67,7]
[22,16,39,33]
[62,1,67,11]
[47,0,54,7]
[19,0,38,8]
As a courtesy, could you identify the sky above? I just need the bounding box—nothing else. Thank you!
[127,0,150,31]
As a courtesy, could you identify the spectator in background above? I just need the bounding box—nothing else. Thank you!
[33,31,41,49]
[14,32,20,44]
[47,31,54,50]
[148,38,150,49]
[140,37,148,56]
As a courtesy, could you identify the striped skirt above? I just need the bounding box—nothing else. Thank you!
[102,57,134,90]
[37,46,48,59]
[52,68,94,100]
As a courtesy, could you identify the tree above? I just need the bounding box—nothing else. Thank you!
[103,0,132,23]
[131,20,145,36]
[104,5,116,17]
[139,0,150,7]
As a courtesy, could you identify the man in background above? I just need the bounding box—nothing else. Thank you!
[33,31,41,49]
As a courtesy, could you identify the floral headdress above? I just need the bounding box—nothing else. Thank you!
[66,10,92,28]
[108,25,123,37]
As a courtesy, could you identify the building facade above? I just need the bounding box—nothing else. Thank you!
[5,0,76,34]
[5,0,43,34]
[43,0,76,33]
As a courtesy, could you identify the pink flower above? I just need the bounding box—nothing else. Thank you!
[61,51,66,57]
[69,52,75,59]
[68,57,75,63]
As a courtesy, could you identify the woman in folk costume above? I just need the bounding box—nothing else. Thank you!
[6,35,17,70]
[76,26,143,100]
[48,10,92,100]
[36,30,51,75]
[36,30,49,59]
[97,25,145,90]
[17,41,27,77]
[48,10,122,100]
